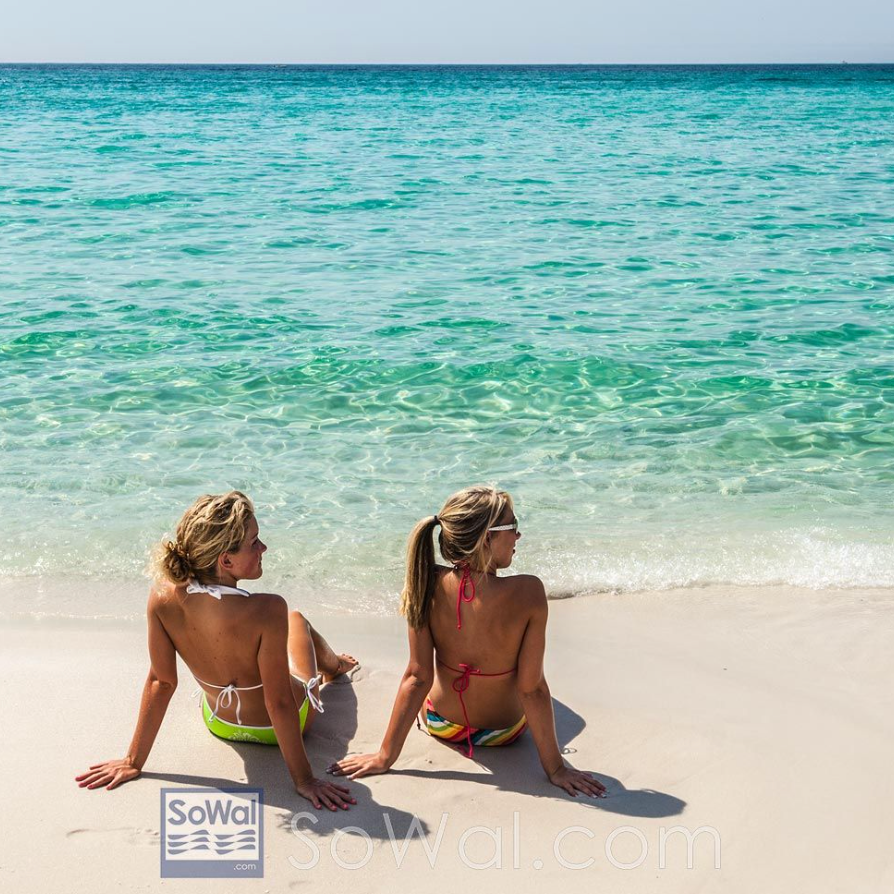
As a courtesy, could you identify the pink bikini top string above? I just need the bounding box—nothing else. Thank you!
[436,658,516,758]
[442,563,515,758]
[455,563,475,629]
[449,661,480,758]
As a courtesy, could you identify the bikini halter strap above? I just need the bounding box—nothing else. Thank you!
[186,579,251,600]
[455,564,475,629]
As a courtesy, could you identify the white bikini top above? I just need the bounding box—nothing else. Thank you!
[186,578,323,723]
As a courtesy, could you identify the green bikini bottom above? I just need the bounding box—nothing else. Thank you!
[200,681,313,745]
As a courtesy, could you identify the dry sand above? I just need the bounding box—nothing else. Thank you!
[2,585,893,893]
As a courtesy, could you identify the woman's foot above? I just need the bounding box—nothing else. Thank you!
[321,653,359,683]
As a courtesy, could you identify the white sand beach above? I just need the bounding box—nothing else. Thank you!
[3,584,893,893]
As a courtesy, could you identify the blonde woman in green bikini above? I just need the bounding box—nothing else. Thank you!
[329,484,606,799]
[75,491,358,811]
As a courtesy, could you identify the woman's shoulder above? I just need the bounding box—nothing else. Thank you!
[244,591,289,620]
[499,573,547,606]
[150,583,288,618]
[507,572,546,590]
[431,564,455,587]
[148,580,179,608]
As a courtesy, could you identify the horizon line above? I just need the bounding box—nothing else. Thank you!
[3,60,894,67]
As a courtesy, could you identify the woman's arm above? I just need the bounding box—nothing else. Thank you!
[75,592,178,790]
[328,622,435,779]
[516,578,606,798]
[256,596,354,811]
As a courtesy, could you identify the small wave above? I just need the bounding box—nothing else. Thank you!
[3,526,892,625]
[418,317,509,330]
[85,191,182,209]
[180,244,226,255]
[305,197,397,213]
[562,218,635,228]
[534,530,894,597]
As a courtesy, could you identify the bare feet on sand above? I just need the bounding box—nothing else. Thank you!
[322,653,359,683]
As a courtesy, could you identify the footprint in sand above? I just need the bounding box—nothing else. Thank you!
[324,660,365,685]
[66,827,159,847]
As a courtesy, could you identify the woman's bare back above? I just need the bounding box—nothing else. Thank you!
[427,566,540,729]
[151,581,297,727]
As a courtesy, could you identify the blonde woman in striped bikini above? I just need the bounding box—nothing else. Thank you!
[329,484,605,799]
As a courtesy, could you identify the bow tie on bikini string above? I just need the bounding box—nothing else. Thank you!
[191,674,325,722]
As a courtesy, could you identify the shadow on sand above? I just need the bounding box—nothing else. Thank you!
[144,675,431,838]
[381,697,684,820]
[143,681,684,844]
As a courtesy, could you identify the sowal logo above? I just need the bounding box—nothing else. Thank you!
[160,787,264,878]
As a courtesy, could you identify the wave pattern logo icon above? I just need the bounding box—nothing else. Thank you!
[161,788,264,878]
[166,829,258,856]
[167,829,258,856]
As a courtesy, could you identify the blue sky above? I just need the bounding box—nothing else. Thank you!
[3,0,892,63]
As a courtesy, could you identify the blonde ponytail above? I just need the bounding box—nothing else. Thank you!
[400,485,512,629]
[400,515,440,629]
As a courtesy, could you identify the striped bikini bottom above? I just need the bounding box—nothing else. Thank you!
[422,697,528,749]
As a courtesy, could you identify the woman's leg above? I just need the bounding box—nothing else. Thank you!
[287,611,322,733]
[307,621,359,682]
[287,611,359,732]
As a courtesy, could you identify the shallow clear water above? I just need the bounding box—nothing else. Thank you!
[2,65,893,615]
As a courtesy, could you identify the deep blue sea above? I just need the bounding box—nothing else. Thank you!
[2,65,893,617]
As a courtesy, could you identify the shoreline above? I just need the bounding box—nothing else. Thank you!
[2,572,892,626]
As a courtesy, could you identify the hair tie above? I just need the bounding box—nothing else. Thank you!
[432,515,440,525]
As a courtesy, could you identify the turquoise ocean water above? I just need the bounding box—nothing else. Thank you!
[2,65,893,618]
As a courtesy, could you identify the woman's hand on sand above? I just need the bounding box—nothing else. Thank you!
[549,764,607,798]
[295,777,356,811]
[75,759,141,790]
[326,751,392,780]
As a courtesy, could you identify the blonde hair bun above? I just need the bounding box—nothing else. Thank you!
[152,491,255,585]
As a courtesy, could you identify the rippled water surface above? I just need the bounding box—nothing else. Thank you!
[2,65,893,614]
